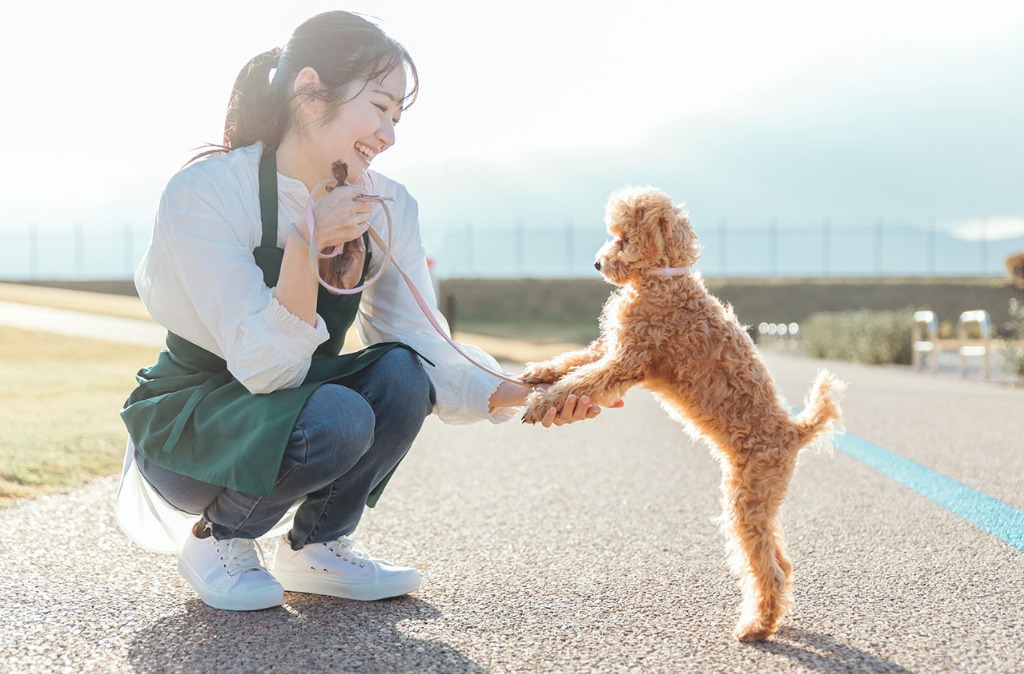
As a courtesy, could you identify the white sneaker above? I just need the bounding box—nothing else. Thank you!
[177,531,283,611]
[273,535,421,601]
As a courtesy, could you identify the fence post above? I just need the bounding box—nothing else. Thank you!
[927,218,936,277]
[27,223,37,278]
[719,219,727,275]
[565,218,574,276]
[980,218,988,276]
[822,218,830,276]
[875,217,883,276]
[123,222,133,276]
[75,222,85,278]
[514,219,524,276]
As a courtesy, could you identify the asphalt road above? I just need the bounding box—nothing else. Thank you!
[1,318,1023,672]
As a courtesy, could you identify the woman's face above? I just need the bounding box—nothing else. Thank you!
[307,67,407,185]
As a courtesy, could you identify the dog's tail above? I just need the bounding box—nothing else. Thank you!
[794,369,845,449]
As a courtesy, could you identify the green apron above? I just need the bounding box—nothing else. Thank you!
[121,149,420,504]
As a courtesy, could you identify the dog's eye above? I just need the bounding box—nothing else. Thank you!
[619,236,630,248]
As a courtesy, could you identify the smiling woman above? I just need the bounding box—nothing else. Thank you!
[115,9,610,616]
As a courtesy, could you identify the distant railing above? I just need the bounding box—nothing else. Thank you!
[1,220,1022,280]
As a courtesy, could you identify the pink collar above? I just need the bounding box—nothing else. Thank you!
[646,266,691,277]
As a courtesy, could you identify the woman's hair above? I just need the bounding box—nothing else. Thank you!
[193,11,417,161]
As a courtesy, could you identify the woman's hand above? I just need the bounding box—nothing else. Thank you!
[489,381,623,428]
[295,183,375,251]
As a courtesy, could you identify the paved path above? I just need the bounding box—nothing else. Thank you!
[0,300,167,346]
[1,305,1023,672]
[0,298,579,364]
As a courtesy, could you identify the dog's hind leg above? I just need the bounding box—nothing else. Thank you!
[718,448,798,642]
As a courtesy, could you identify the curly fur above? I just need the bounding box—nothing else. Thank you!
[521,186,845,641]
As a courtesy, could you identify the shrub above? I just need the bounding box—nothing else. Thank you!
[1006,251,1024,289]
[1000,298,1024,378]
[801,309,914,365]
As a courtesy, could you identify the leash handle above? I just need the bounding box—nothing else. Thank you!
[304,179,392,295]
[304,184,524,386]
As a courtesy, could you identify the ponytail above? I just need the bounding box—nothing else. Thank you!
[223,47,285,151]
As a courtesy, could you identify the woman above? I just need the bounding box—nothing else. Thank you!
[116,11,611,612]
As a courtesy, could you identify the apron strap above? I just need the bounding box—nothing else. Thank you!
[258,148,278,248]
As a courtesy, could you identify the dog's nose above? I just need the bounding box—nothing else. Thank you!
[594,261,602,271]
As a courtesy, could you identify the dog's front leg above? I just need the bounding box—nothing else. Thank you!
[519,336,609,385]
[521,350,645,424]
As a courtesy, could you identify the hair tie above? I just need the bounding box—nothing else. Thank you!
[267,47,283,84]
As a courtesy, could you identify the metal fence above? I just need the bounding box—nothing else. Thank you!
[424,220,1022,279]
[1,220,1021,280]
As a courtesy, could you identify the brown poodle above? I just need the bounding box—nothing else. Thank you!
[520,186,844,642]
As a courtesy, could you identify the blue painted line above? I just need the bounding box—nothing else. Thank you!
[834,432,1024,553]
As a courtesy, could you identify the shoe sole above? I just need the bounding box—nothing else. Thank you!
[177,557,284,611]
[274,568,421,601]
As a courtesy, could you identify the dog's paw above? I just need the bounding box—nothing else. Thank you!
[520,389,563,424]
[734,618,776,642]
[519,362,566,385]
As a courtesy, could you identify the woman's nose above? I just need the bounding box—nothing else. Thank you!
[376,120,396,151]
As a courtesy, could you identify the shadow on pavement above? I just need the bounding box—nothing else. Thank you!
[128,592,487,673]
[751,626,914,674]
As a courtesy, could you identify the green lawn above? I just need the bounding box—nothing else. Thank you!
[0,326,158,504]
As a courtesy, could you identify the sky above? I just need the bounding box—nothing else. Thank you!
[2,0,1023,246]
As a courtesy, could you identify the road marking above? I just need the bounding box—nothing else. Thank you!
[835,432,1024,553]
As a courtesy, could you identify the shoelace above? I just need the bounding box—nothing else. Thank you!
[217,538,266,577]
[324,536,369,568]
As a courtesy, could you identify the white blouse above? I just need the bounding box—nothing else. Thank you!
[135,142,515,424]
[116,143,517,554]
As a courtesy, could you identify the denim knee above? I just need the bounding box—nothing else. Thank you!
[370,348,435,416]
[284,384,376,476]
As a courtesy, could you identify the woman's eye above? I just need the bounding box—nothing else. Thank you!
[373,103,388,113]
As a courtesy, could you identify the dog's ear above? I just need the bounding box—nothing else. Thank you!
[659,204,701,266]
[635,191,682,263]
[634,206,665,262]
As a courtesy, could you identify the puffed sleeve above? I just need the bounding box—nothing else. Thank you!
[355,183,519,424]
[136,163,329,394]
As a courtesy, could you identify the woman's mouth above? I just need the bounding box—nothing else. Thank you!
[355,142,378,164]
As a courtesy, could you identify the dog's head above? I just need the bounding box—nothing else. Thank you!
[594,187,701,285]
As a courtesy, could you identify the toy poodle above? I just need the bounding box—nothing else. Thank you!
[520,186,844,641]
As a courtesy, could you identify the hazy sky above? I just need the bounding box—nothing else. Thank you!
[3,0,1023,241]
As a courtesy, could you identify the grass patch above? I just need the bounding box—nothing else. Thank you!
[0,326,158,504]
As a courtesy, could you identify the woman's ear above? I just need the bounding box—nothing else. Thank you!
[292,66,323,120]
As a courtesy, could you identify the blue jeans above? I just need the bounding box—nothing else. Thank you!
[138,348,434,549]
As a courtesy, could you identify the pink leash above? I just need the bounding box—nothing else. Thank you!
[646,266,691,276]
[304,180,524,386]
